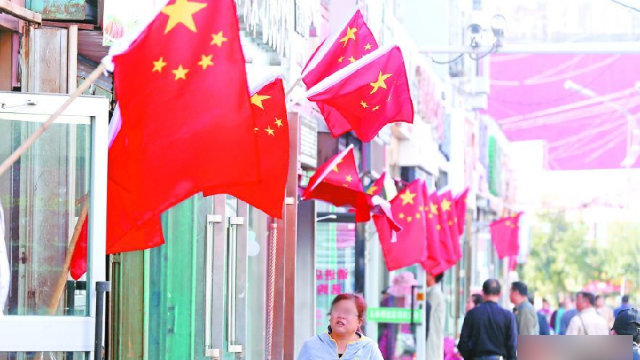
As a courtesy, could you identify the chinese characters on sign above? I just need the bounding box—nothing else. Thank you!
[316,267,349,295]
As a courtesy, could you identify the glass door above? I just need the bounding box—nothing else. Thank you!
[0,92,109,359]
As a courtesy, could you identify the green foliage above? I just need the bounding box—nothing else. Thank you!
[520,212,640,304]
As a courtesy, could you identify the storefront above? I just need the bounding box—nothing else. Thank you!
[0,92,109,359]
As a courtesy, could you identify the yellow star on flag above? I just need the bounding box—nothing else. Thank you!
[372,105,380,111]
[366,185,378,195]
[338,56,345,63]
[430,203,438,215]
[198,54,213,69]
[274,118,283,127]
[332,159,343,172]
[400,189,416,205]
[407,216,413,222]
[210,31,228,47]
[172,65,189,80]
[161,0,207,34]
[441,199,452,212]
[370,71,392,94]
[416,212,421,219]
[152,57,167,72]
[339,26,357,47]
[254,127,259,132]
[251,93,270,109]
[360,100,368,109]
[265,126,275,136]
[364,43,372,50]
[346,175,353,182]
[349,56,356,63]
[399,213,405,218]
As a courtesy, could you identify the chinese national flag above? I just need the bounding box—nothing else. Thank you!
[307,46,414,142]
[202,77,289,218]
[375,179,428,271]
[430,192,457,269]
[454,188,469,234]
[106,0,260,253]
[490,214,522,259]
[442,190,462,260]
[302,9,378,89]
[302,145,371,222]
[301,10,379,137]
[421,183,445,275]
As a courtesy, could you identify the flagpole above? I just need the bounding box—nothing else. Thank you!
[285,77,302,98]
[0,63,107,178]
[34,199,88,360]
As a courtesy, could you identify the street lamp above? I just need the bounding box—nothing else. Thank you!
[564,80,640,168]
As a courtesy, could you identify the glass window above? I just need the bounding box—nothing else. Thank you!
[0,352,89,360]
[0,113,92,316]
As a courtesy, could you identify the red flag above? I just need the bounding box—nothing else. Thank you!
[454,188,469,234]
[375,179,428,271]
[421,183,445,275]
[441,190,462,260]
[366,172,386,196]
[202,77,289,218]
[106,0,260,253]
[307,46,414,142]
[430,192,457,269]
[508,255,518,272]
[302,10,378,89]
[302,145,371,222]
[301,10,379,137]
[490,214,521,259]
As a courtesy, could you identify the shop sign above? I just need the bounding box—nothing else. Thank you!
[367,307,423,324]
[316,268,349,295]
[299,113,318,168]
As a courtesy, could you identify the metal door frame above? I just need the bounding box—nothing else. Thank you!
[0,92,108,354]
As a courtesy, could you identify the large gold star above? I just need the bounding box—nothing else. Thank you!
[161,0,207,34]
[400,189,416,206]
[332,159,343,173]
[152,57,167,72]
[366,185,378,195]
[211,31,228,47]
[198,54,213,69]
[172,65,189,80]
[370,71,392,94]
[274,118,283,127]
[265,126,275,136]
[251,93,271,109]
[339,26,357,47]
[441,199,452,212]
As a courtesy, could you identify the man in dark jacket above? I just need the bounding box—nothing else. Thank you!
[458,279,518,360]
[611,307,640,360]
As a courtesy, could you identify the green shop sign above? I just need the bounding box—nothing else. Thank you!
[367,307,423,324]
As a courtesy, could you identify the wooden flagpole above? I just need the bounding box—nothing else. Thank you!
[0,63,107,178]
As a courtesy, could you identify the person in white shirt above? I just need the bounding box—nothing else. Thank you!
[566,291,609,335]
[425,272,445,360]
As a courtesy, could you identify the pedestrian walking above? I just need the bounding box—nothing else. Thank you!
[611,308,640,360]
[595,294,614,328]
[458,279,517,360]
[566,291,609,335]
[615,295,632,317]
[550,298,567,335]
[466,294,483,313]
[297,293,383,360]
[529,296,550,335]
[510,281,539,335]
[559,296,578,335]
[426,272,445,360]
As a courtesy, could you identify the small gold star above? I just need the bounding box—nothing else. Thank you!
[360,101,368,109]
[400,189,416,206]
[407,216,413,222]
[372,105,380,111]
[274,118,283,127]
[152,57,167,72]
[437,224,442,230]
[198,54,213,69]
[338,56,345,63]
[254,127,259,132]
[346,175,353,182]
[250,93,271,109]
[364,43,372,50]
[349,56,356,63]
[370,71,392,94]
[416,213,421,219]
[210,31,228,47]
[449,221,453,226]
[172,65,189,80]
[430,203,438,215]
[441,199,452,212]
[339,26,357,47]
[265,126,275,136]
[399,213,405,218]
[332,159,343,172]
